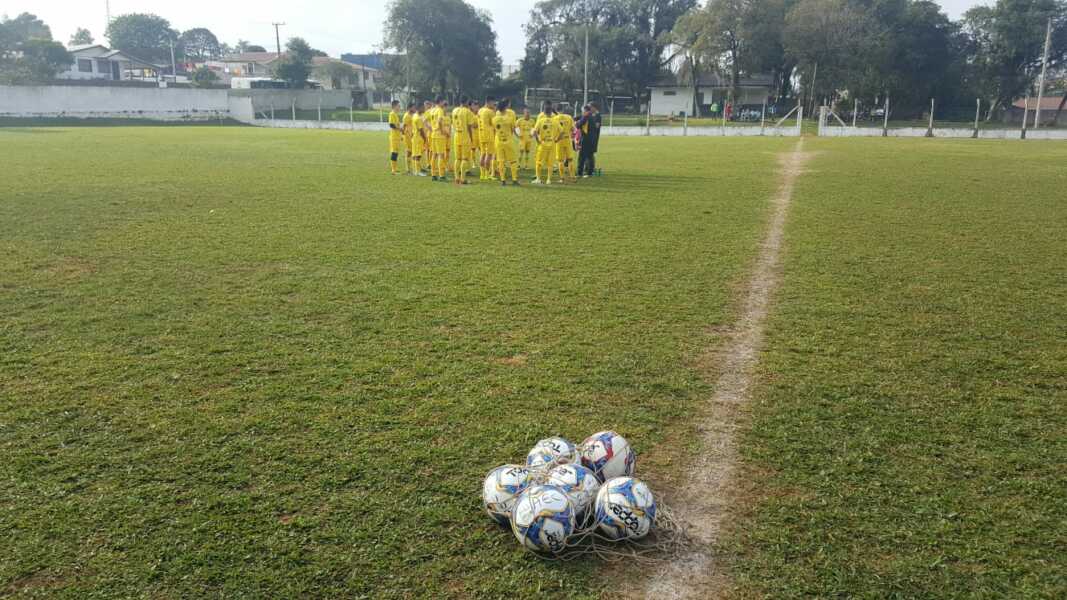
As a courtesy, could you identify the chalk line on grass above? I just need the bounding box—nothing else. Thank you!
[643,139,811,599]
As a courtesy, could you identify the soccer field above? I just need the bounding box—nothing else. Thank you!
[1,127,1064,598]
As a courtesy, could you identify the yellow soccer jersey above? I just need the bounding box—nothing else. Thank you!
[412,114,427,139]
[452,106,473,145]
[535,114,560,144]
[517,116,534,142]
[431,108,446,139]
[553,113,575,142]
[388,111,403,140]
[493,112,516,143]
[478,106,495,138]
[402,112,414,137]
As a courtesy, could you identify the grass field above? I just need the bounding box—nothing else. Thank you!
[730,138,1067,597]
[1,126,1063,598]
[0,126,789,597]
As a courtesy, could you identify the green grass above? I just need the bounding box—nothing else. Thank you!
[730,138,1067,597]
[0,126,790,598]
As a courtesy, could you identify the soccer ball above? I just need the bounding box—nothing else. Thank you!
[579,431,636,482]
[511,485,577,554]
[482,464,531,527]
[526,437,578,469]
[547,463,601,519]
[594,477,656,540]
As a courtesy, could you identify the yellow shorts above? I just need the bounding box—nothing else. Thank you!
[495,141,516,162]
[411,138,425,157]
[431,136,447,155]
[556,142,574,162]
[479,136,493,155]
[519,139,533,153]
[536,144,555,165]
[389,135,403,154]
[454,143,471,161]
[404,136,413,153]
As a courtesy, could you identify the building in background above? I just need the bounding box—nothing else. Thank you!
[649,73,775,117]
[59,45,162,82]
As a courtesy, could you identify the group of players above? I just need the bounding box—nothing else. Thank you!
[387,96,580,186]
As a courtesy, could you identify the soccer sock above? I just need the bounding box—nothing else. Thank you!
[391,159,398,174]
[510,162,518,182]
[535,160,541,181]
[414,157,421,172]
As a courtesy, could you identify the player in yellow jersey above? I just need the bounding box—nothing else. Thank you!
[492,99,520,186]
[532,101,560,185]
[402,103,415,173]
[430,97,451,181]
[451,96,477,185]
[477,96,497,181]
[515,108,535,170]
[553,109,577,183]
[410,104,429,177]
[387,100,403,175]
[469,100,481,174]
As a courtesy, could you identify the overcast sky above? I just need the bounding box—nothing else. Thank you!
[9,0,987,65]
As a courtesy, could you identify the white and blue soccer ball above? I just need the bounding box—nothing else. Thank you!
[511,485,576,554]
[526,437,578,469]
[547,463,601,519]
[594,477,656,540]
[580,431,636,482]
[482,464,531,527]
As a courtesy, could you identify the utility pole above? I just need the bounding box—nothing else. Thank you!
[105,0,111,26]
[583,27,589,107]
[169,40,176,83]
[272,22,286,56]
[1034,17,1052,128]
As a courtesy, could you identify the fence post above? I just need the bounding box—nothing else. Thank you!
[797,104,803,135]
[1020,96,1029,139]
[291,99,296,121]
[818,106,828,136]
[270,102,275,121]
[973,98,980,139]
[683,111,688,136]
[317,93,322,122]
[350,99,355,126]
[760,98,767,134]
[852,98,859,128]
[609,99,614,128]
[926,98,935,137]
[645,102,651,136]
[721,104,726,135]
[882,95,890,137]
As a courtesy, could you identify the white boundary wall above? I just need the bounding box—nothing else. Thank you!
[0,85,229,120]
[247,119,802,137]
[819,124,1067,140]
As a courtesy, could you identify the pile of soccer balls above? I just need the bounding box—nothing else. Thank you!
[482,431,657,555]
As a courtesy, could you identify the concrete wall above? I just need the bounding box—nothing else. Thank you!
[603,125,801,137]
[228,89,354,114]
[0,85,229,120]
[253,119,389,132]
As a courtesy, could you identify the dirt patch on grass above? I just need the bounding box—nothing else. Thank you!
[640,140,812,599]
[495,354,528,366]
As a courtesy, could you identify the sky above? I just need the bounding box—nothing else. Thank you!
[8,0,987,65]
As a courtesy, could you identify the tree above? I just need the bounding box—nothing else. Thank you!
[246,44,267,53]
[106,13,178,63]
[179,28,221,61]
[521,0,697,105]
[383,0,502,97]
[963,0,1067,118]
[0,13,71,84]
[189,65,220,87]
[70,27,94,46]
[272,37,313,88]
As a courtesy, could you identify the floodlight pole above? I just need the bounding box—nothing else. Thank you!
[974,98,981,138]
[583,27,589,107]
[1034,17,1052,128]
[169,41,176,84]
[882,95,890,137]
[852,98,858,128]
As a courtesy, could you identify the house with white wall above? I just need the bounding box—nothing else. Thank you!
[649,72,775,117]
[58,45,162,82]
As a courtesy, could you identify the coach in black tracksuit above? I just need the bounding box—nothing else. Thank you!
[576,104,602,177]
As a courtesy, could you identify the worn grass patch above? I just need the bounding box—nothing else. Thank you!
[0,126,789,598]
[729,138,1067,597]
